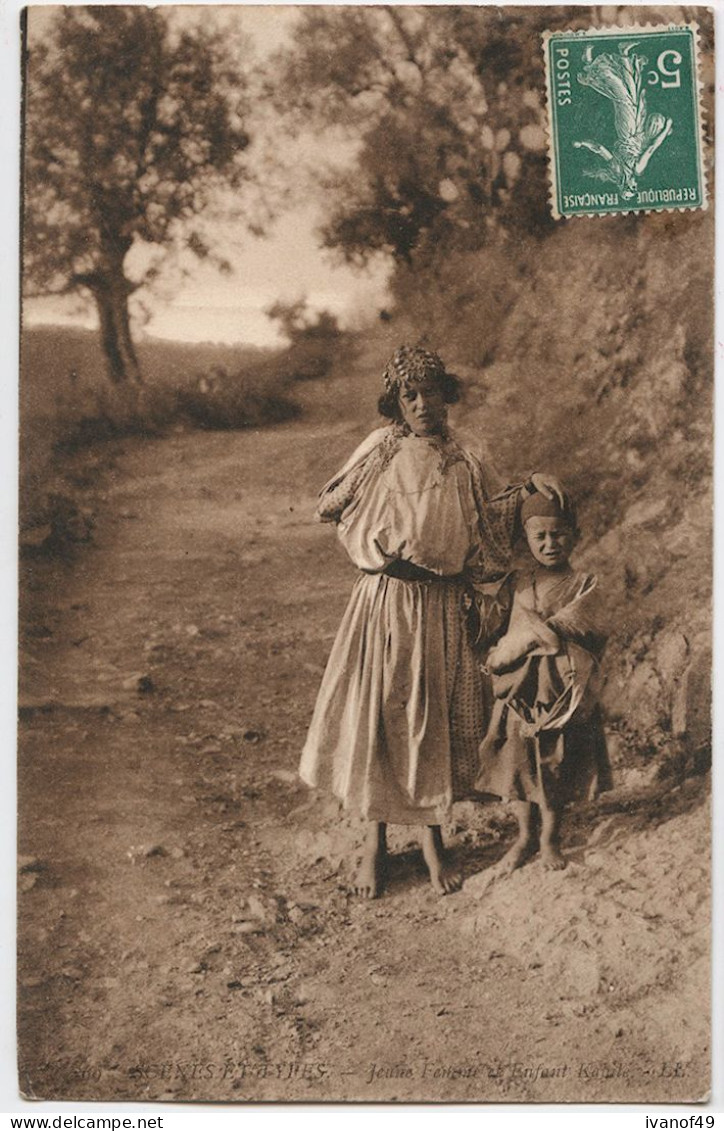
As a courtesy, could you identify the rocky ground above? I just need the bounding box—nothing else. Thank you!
[18,396,710,1104]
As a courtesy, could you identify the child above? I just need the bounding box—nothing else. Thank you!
[475,491,612,873]
[299,345,563,898]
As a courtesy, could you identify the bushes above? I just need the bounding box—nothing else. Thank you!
[50,381,183,452]
[19,326,304,539]
[265,300,349,382]
[175,368,299,430]
[22,326,303,439]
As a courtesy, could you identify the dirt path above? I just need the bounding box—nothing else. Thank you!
[18,418,710,1104]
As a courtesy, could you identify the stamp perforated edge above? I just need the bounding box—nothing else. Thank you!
[541,21,710,221]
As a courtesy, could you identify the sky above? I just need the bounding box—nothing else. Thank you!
[22,6,392,347]
[24,206,391,347]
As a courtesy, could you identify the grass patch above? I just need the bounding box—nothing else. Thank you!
[20,325,307,534]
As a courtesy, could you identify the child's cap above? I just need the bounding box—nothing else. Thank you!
[521,490,575,526]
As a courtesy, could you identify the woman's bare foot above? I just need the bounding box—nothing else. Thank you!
[353,821,388,899]
[353,851,387,898]
[421,826,462,895]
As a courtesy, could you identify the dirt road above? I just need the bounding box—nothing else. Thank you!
[18,416,710,1104]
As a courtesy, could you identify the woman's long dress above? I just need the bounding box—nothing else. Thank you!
[299,424,519,824]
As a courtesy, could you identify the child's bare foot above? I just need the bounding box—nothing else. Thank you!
[540,806,565,870]
[540,843,567,871]
[465,837,535,897]
[492,802,537,876]
[352,821,387,899]
[422,826,462,895]
[497,837,536,875]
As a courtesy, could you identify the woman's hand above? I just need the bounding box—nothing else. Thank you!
[530,472,566,507]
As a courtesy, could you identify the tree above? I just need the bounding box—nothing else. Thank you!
[265,299,344,383]
[265,298,340,345]
[271,7,583,268]
[23,7,253,383]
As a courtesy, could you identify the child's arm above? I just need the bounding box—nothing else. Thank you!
[546,574,607,658]
[486,604,560,674]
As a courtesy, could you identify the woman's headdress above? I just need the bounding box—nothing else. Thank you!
[382,345,447,393]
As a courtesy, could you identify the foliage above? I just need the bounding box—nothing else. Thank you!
[175,371,300,432]
[410,208,713,770]
[23,7,254,382]
[265,298,340,345]
[265,299,346,381]
[270,7,587,267]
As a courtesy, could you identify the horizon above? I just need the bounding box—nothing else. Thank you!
[20,317,280,353]
[21,282,389,350]
[23,219,392,349]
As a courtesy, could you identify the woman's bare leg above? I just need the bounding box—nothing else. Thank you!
[353,821,388,898]
[498,801,537,874]
[421,825,462,895]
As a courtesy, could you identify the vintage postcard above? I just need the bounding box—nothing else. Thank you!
[17,4,713,1106]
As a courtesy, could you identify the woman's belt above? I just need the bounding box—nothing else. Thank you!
[376,560,465,583]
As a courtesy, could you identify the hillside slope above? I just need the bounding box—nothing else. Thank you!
[363,207,713,785]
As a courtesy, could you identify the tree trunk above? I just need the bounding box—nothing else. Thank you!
[91,273,142,385]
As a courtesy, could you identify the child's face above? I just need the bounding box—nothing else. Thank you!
[524,515,574,568]
[398,379,447,436]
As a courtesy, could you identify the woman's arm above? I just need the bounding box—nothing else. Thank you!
[528,472,566,507]
[464,446,568,579]
[488,472,567,548]
[316,427,390,523]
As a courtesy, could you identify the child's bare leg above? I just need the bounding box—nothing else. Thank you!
[353,821,388,899]
[421,825,462,895]
[540,802,566,870]
[498,801,537,874]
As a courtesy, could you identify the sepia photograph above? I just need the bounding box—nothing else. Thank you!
[17,4,713,1105]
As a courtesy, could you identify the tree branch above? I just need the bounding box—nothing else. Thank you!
[383,7,426,89]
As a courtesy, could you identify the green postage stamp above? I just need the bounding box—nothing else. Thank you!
[543,24,707,218]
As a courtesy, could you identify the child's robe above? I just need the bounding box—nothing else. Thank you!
[475,566,612,809]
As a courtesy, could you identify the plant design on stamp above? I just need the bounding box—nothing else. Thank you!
[573,42,673,200]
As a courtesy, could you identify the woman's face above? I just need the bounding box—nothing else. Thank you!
[398,379,447,437]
